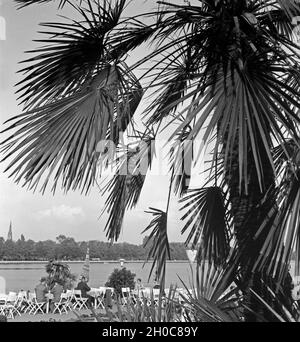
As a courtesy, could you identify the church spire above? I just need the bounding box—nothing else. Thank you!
[7,221,12,241]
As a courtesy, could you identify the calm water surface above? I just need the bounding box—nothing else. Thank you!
[0,261,297,293]
[0,261,197,292]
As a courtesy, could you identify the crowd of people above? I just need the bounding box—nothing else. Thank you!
[32,273,134,313]
[34,275,93,313]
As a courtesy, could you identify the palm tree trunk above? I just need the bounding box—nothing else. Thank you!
[223,127,276,321]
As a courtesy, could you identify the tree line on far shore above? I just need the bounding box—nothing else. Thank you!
[0,234,188,261]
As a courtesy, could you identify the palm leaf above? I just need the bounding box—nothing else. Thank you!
[101,133,155,242]
[253,169,300,285]
[178,258,241,322]
[169,123,193,197]
[247,282,297,322]
[16,0,127,110]
[1,63,142,193]
[240,141,300,283]
[180,187,231,265]
[142,207,170,290]
[144,47,195,127]
[275,0,300,19]
[181,274,240,322]
[132,1,300,193]
[226,139,300,287]
[172,61,300,191]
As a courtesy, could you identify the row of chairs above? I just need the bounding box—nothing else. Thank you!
[26,290,90,315]
[1,286,193,318]
[0,289,91,318]
[120,287,191,307]
[120,287,158,306]
[88,287,115,309]
[52,290,88,314]
[0,292,23,319]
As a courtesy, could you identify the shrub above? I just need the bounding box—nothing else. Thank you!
[45,260,76,289]
[105,267,136,296]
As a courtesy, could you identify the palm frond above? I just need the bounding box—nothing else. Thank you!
[142,207,170,290]
[144,47,195,127]
[180,187,231,265]
[169,123,193,197]
[101,133,155,242]
[16,0,127,110]
[253,168,300,285]
[247,281,298,322]
[227,139,300,286]
[181,294,239,322]
[170,61,300,193]
[178,261,241,322]
[275,0,300,19]
[1,63,142,194]
[178,256,241,322]
[273,139,299,175]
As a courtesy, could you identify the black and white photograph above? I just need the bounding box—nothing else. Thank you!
[0,0,300,327]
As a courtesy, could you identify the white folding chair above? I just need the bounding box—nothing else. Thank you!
[65,289,78,310]
[1,292,21,319]
[152,289,160,307]
[24,292,39,314]
[73,290,88,310]
[65,289,74,303]
[94,287,106,309]
[53,293,72,314]
[29,293,45,315]
[23,292,34,313]
[132,288,145,306]
[16,291,28,312]
[139,288,151,306]
[121,287,131,306]
[0,294,8,315]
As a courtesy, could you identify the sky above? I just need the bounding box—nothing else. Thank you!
[0,0,204,244]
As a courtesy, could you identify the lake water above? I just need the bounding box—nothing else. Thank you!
[0,261,297,293]
[0,261,197,292]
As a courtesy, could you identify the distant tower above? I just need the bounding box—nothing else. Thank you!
[7,221,12,241]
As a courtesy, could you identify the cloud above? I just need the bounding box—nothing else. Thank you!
[32,205,85,223]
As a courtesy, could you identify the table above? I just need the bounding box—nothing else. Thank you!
[133,288,151,298]
[88,288,106,309]
[87,288,114,309]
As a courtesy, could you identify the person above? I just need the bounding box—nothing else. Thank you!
[133,278,144,304]
[34,277,48,311]
[50,281,64,313]
[135,278,144,292]
[76,276,92,308]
